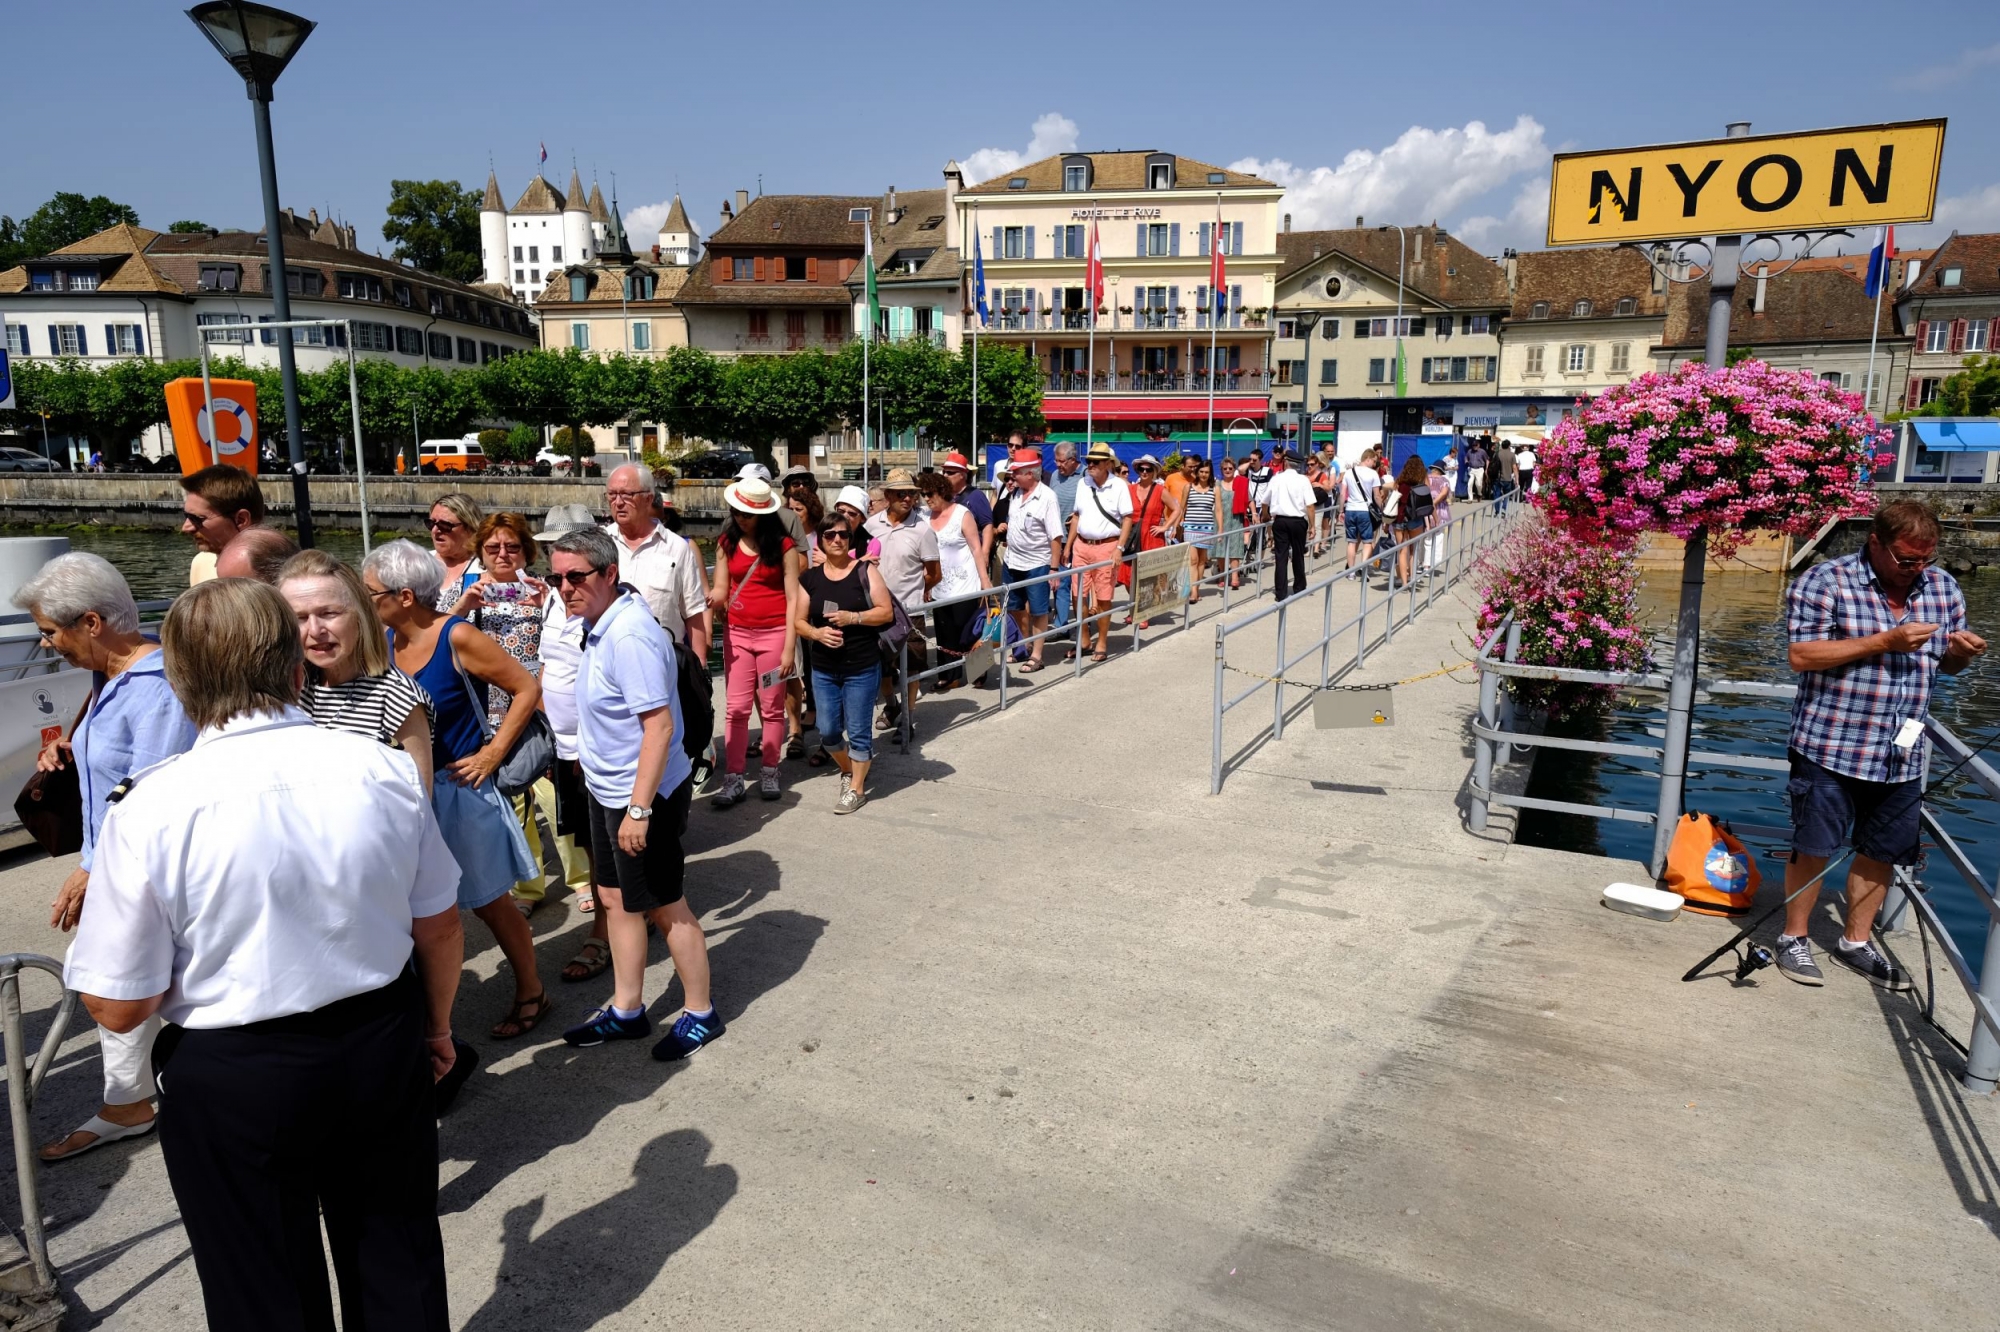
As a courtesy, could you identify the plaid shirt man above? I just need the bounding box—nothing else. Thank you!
[1786,550,1965,783]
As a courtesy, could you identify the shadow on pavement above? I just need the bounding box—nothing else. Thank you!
[456,1128,735,1331]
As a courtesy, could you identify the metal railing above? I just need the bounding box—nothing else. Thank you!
[1466,623,2000,1095]
[1041,370,1271,395]
[968,311,1267,333]
[0,953,80,1310]
[1209,498,1513,793]
[889,515,1290,749]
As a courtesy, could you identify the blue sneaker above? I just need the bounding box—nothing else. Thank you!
[562,1007,652,1047]
[652,1009,725,1061]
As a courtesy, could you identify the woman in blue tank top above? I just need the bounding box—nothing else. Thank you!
[363,540,553,1041]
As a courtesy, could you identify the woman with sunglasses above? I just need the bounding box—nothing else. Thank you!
[364,540,552,1041]
[426,492,484,611]
[795,517,895,813]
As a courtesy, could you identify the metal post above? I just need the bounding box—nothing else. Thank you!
[344,338,372,553]
[1471,631,1500,832]
[1356,569,1369,668]
[1318,573,1334,688]
[898,639,911,752]
[0,974,52,1293]
[1498,620,1522,767]
[250,90,315,548]
[1965,913,2000,1094]
[200,340,216,466]
[1211,626,1226,795]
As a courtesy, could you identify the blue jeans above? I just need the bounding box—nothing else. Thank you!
[1049,559,1074,633]
[812,665,881,762]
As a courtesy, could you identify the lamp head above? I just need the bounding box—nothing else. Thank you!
[187,2,315,98]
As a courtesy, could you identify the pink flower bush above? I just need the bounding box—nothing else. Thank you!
[1475,516,1649,719]
[1534,360,1881,558]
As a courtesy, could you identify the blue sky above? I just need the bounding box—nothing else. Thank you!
[8,0,1997,260]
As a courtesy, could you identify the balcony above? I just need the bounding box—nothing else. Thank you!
[969,310,1266,334]
[1044,370,1271,394]
[872,327,947,348]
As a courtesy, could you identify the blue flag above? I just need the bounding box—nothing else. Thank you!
[1863,225,1895,300]
[973,231,989,326]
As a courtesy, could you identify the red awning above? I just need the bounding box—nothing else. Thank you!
[1041,396,1268,421]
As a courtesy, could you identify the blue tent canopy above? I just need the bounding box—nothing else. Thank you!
[1912,418,2000,453]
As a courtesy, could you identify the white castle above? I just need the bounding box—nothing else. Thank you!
[480,167,699,304]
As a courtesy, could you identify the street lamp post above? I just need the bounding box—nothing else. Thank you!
[1292,310,1322,456]
[186,1,319,547]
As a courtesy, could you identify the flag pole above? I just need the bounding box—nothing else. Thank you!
[972,204,980,472]
[1086,206,1096,457]
[863,208,874,481]
[1206,191,1220,472]
[1863,227,1890,418]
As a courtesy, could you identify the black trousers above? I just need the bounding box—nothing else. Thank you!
[154,971,448,1332]
[1272,515,1309,600]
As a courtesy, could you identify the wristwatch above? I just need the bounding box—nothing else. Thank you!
[627,804,653,821]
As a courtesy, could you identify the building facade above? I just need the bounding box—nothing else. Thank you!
[1498,246,1667,401]
[844,168,964,354]
[956,150,1283,450]
[1271,225,1508,459]
[480,169,600,306]
[1896,232,1997,413]
[670,190,867,357]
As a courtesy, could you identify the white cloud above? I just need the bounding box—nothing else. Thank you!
[625,198,679,240]
[1456,180,1550,253]
[1231,116,1550,250]
[1896,183,2000,250]
[1896,41,2000,89]
[962,113,1080,186]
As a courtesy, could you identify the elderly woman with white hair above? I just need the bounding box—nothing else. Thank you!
[13,552,197,1160]
[363,539,552,1041]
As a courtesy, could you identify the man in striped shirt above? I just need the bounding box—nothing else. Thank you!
[1778,501,1985,988]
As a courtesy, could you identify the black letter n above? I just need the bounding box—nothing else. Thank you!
[1589,168,1642,224]
[1830,146,1893,207]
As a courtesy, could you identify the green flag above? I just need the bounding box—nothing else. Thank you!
[1394,337,1407,397]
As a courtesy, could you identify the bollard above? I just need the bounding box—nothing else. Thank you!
[1966,910,2000,1095]
[1356,570,1369,669]
[1471,643,1499,832]
[1211,627,1227,795]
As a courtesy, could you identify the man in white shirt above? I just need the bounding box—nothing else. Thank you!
[1265,449,1319,600]
[1515,444,1538,496]
[1001,449,1063,671]
[605,463,712,665]
[66,578,464,1331]
[551,527,720,1063]
[1061,441,1133,661]
[1342,448,1382,570]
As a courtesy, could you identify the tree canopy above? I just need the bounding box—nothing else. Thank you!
[1912,354,2000,419]
[382,180,484,284]
[0,193,142,268]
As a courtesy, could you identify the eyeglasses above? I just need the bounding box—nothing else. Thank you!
[482,543,525,558]
[819,527,852,542]
[427,518,463,532]
[606,490,648,502]
[181,509,220,527]
[1887,552,1936,571]
[365,586,400,602]
[551,569,607,588]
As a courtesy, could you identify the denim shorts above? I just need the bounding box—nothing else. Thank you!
[1004,565,1052,615]
[812,665,881,761]
[1787,749,1922,865]
[1343,511,1374,541]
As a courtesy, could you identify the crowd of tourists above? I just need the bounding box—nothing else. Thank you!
[10,439,1505,1324]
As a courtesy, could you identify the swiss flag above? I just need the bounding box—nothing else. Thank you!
[1085,220,1104,319]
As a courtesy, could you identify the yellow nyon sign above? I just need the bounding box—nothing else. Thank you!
[1547,120,1946,246]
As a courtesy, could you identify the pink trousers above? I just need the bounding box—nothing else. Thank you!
[723,624,787,774]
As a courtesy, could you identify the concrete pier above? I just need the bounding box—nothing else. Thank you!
[2,567,1992,1330]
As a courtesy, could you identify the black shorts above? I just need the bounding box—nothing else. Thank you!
[587,778,694,912]
[551,757,587,839]
[1787,750,1922,866]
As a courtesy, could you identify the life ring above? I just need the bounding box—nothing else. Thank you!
[196,396,256,458]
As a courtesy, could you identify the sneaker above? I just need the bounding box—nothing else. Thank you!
[758,769,781,801]
[711,774,746,809]
[1831,938,1912,990]
[835,785,867,815]
[562,1007,652,1047]
[1774,936,1824,986]
[832,773,850,803]
[652,1009,725,1061]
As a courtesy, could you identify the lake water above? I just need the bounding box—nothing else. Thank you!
[1519,567,2000,978]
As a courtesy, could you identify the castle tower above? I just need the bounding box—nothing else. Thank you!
[479,171,508,287]
[587,182,610,252]
[563,168,592,266]
[656,194,698,266]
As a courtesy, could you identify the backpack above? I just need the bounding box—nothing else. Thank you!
[1404,482,1435,523]
[673,633,715,781]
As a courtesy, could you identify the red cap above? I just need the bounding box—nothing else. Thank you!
[940,452,970,470]
[1009,448,1043,469]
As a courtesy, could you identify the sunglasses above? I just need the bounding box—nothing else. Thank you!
[819,527,852,542]
[1886,552,1936,571]
[482,543,525,557]
[551,568,608,588]
[428,518,464,532]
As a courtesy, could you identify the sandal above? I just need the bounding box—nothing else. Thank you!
[574,889,596,915]
[808,745,832,767]
[1019,658,1044,673]
[785,734,806,760]
[561,938,611,983]
[40,1113,155,1162]
[1091,651,1109,663]
[491,992,553,1039]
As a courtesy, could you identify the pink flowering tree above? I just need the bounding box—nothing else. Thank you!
[1475,516,1649,719]
[1532,360,1880,558]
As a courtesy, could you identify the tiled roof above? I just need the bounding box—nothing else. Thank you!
[1901,232,2000,298]
[1506,247,1665,322]
[566,171,587,213]
[961,151,1270,195]
[0,223,185,296]
[587,183,609,224]
[482,172,504,212]
[511,176,564,214]
[1659,266,1895,348]
[534,263,689,306]
[672,261,855,307]
[660,195,693,234]
[142,229,522,302]
[707,194,877,250]
[1277,227,1509,308]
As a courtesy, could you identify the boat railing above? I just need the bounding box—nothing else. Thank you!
[0,601,176,685]
[0,953,79,1320]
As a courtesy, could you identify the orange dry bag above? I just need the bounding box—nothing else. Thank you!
[1663,812,1760,916]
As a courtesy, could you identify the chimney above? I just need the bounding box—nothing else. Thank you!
[1283,212,1291,233]
[1753,264,1768,314]
[735,189,750,214]
[942,161,962,250]
[888,186,898,224]
[308,207,319,225]
[1505,251,1518,291]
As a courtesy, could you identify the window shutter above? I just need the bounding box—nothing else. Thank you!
[1024,227,1035,259]
[992,226,1002,258]
[1585,344,1596,371]
[1195,284,1207,328]
[1199,222,1210,256]
[1229,345,1241,371]
[1136,223,1146,255]
[807,256,819,282]
[1232,221,1243,255]
[1169,345,1180,373]
[933,306,945,336]
[754,256,766,281]
[74,327,86,356]
[133,324,144,356]
[1421,358,1432,381]
[1169,223,1180,256]
[1022,287,1036,317]
[47,325,57,356]
[1230,284,1242,327]
[1951,318,1968,353]
[105,324,117,355]
[1916,320,1930,351]
[1168,285,1179,318]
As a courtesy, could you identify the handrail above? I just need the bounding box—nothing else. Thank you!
[0,953,79,1302]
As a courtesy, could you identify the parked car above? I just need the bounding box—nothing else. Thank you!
[0,447,63,473]
[394,438,488,476]
[676,449,758,479]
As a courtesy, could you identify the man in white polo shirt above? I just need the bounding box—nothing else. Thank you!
[1002,448,1063,671]
[551,527,720,1062]
[604,463,711,665]
[1264,448,1318,601]
[1061,442,1133,663]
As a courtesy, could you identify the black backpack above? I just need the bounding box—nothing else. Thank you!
[673,634,715,782]
[1404,481,1435,523]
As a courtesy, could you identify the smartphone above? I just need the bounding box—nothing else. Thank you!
[485,582,527,604]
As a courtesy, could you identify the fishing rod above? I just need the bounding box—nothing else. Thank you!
[1681,714,2000,983]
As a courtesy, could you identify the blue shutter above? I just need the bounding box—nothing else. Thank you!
[1169,223,1180,256]
[1168,285,1179,324]
[1169,345,1180,373]
[1195,284,1207,330]
[1232,221,1243,256]
[1135,222,1145,255]
[46,325,57,357]
[75,327,86,356]
[1025,226,1035,259]
[1230,284,1242,329]
[105,324,116,356]
[133,323,144,356]
[1229,345,1241,371]
[1199,222,1210,256]
[992,225,1002,258]
[1022,288,1036,320]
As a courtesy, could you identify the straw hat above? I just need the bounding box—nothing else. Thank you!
[724,477,782,514]
[534,502,596,540]
[1085,442,1116,463]
[882,468,920,492]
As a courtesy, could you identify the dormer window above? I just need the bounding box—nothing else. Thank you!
[848,207,871,222]
[1007,178,1028,190]
[1573,299,1594,316]
[1207,172,1226,185]
[1940,266,1962,287]
[1064,165,1087,191]
[1148,164,1173,190]
[570,274,589,302]
[1530,301,1550,319]
[1615,297,1637,316]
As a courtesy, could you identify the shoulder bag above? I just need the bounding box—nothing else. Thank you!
[450,628,553,799]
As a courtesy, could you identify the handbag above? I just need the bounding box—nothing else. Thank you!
[450,636,554,800]
[1663,811,1760,917]
[14,762,82,858]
